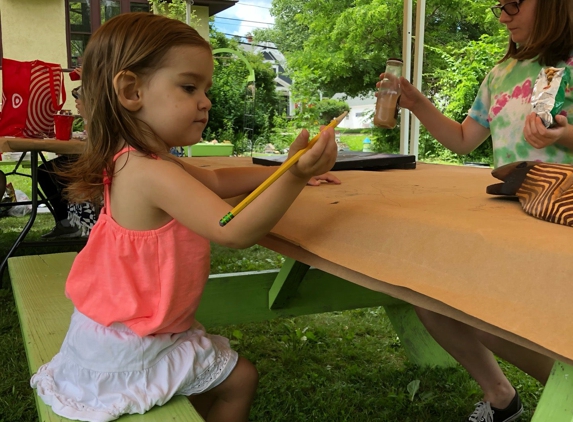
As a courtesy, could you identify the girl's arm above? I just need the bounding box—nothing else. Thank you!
[144,128,338,248]
[174,161,284,198]
[174,150,341,199]
[379,76,490,154]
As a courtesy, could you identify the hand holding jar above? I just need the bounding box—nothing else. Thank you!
[374,59,403,129]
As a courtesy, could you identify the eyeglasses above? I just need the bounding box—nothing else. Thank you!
[490,0,525,18]
[72,86,82,100]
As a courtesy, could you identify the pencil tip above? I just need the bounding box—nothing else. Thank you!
[337,111,349,123]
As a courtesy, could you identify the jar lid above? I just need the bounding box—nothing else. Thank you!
[387,58,403,64]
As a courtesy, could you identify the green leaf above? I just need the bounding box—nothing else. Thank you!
[407,379,420,402]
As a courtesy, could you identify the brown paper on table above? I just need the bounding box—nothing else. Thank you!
[185,157,573,365]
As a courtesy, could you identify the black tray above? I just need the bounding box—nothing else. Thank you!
[252,151,416,171]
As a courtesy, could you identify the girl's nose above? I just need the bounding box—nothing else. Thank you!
[498,10,512,24]
[201,94,212,111]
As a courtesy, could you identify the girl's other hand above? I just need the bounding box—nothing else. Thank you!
[376,74,423,112]
[307,171,341,186]
[524,112,567,149]
[288,127,338,180]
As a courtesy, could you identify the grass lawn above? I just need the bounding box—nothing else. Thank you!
[339,133,371,151]
[0,163,541,421]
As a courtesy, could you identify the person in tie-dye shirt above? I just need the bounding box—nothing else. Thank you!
[470,55,573,168]
[376,1,572,421]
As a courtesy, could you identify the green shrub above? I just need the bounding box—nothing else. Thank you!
[314,99,350,125]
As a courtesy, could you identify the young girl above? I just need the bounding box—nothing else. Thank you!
[377,0,573,421]
[31,13,339,422]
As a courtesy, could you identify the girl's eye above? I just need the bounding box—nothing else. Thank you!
[182,85,196,93]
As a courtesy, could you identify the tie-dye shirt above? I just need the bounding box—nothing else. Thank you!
[468,55,573,168]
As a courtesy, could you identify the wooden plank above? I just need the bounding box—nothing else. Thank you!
[9,253,203,422]
[268,258,310,309]
[10,253,75,372]
[531,361,573,422]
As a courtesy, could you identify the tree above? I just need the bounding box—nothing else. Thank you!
[256,0,499,98]
[417,31,506,163]
[255,0,506,162]
[206,46,280,152]
[149,0,201,26]
[314,99,350,125]
[201,30,280,154]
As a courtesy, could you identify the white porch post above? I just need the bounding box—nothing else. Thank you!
[410,0,426,159]
[400,0,413,155]
[186,0,193,25]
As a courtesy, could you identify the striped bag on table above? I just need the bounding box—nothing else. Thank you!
[0,58,66,138]
[487,161,573,227]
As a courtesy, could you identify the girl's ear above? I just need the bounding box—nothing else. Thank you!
[113,70,142,112]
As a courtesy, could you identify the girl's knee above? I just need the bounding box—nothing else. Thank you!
[211,356,258,399]
[233,357,259,390]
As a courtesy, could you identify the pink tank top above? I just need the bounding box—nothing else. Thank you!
[66,147,210,337]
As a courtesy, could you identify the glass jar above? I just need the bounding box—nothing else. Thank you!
[373,58,403,129]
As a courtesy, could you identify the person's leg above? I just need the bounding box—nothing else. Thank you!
[0,170,6,200]
[188,356,259,422]
[38,156,82,238]
[38,156,71,222]
[414,307,515,409]
[475,329,553,384]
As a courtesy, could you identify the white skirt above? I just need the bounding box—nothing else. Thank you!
[31,309,238,422]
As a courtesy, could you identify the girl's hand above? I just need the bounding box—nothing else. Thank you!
[376,75,424,112]
[288,127,338,180]
[524,112,567,149]
[307,171,341,186]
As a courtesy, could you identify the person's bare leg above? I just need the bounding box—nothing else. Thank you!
[475,329,553,384]
[189,356,259,422]
[0,171,6,199]
[414,307,514,409]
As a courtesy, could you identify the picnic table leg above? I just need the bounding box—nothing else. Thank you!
[0,151,40,284]
[531,361,573,422]
[383,304,457,367]
[268,259,310,309]
[269,258,456,368]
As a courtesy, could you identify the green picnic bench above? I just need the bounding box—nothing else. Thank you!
[9,253,204,422]
[10,251,455,422]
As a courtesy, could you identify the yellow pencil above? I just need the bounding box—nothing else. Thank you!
[219,111,348,227]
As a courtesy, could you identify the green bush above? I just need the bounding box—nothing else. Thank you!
[314,99,350,125]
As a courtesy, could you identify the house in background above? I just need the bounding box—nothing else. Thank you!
[240,38,294,117]
[240,39,376,129]
[0,0,237,110]
[332,93,376,129]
